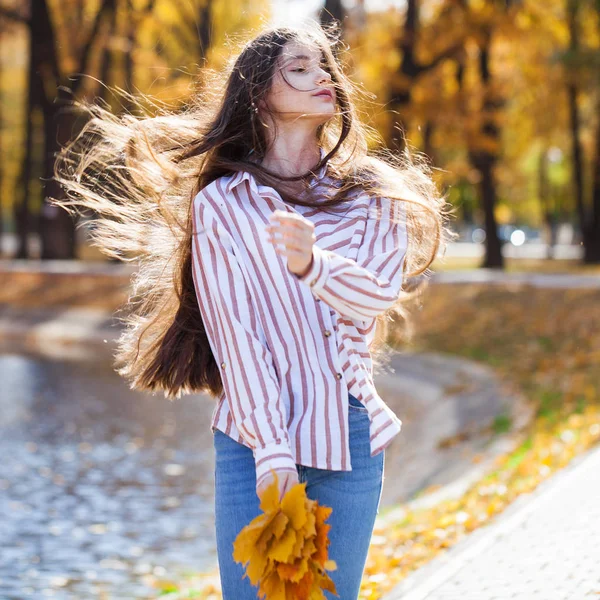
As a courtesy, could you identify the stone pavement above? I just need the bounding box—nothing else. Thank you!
[431,269,600,289]
[384,442,600,600]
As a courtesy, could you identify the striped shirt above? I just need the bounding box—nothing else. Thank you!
[190,162,408,490]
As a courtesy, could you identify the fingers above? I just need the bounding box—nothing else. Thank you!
[266,225,315,247]
[257,471,300,502]
[268,212,314,234]
[269,235,314,254]
[280,473,298,500]
[268,222,314,237]
[269,209,310,227]
[266,228,312,244]
[266,211,315,257]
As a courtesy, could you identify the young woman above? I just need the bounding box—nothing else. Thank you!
[53,22,451,600]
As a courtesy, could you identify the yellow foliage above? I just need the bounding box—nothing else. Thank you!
[232,470,338,600]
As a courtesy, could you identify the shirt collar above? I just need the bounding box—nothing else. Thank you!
[224,148,328,195]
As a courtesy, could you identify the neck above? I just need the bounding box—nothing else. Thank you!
[260,124,321,178]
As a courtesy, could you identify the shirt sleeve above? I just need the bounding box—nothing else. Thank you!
[293,196,408,321]
[191,195,297,492]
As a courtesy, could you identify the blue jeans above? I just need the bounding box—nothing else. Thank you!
[213,393,385,599]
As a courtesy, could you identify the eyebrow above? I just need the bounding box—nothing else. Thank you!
[288,54,322,61]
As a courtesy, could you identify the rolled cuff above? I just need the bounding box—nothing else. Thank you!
[295,245,330,294]
[254,441,297,489]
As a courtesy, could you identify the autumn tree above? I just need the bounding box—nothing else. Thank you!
[0,0,264,259]
[591,0,600,262]
[563,0,600,262]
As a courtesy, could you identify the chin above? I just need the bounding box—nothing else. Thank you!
[319,112,336,126]
[307,109,336,125]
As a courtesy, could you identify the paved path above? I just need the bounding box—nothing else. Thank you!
[385,442,600,600]
[431,270,600,289]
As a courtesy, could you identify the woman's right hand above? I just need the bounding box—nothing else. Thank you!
[257,469,300,503]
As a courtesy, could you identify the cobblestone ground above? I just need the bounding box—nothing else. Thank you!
[386,443,600,600]
[0,351,218,599]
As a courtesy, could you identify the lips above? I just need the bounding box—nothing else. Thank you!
[314,89,333,99]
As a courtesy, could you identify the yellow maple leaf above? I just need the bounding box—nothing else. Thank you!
[281,480,309,530]
[232,469,338,599]
[233,510,277,560]
[259,471,281,513]
[268,523,298,562]
[256,513,289,555]
[261,567,287,599]
[277,555,310,583]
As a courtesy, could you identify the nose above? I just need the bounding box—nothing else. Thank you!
[316,68,332,87]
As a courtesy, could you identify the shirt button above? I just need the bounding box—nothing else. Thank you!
[316,298,321,302]
[221,362,227,369]
[310,279,317,287]
[335,372,342,380]
[324,330,331,337]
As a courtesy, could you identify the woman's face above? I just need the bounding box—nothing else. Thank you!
[261,40,337,125]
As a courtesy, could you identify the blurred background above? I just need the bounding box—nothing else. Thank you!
[1,0,600,268]
[0,1,599,599]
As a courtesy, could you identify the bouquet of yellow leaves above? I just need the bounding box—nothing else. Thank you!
[232,469,338,599]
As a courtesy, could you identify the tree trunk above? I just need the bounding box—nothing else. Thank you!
[40,85,79,259]
[422,120,435,165]
[36,0,118,259]
[30,0,77,259]
[320,0,345,30]
[565,0,587,248]
[198,0,212,57]
[583,0,600,262]
[468,28,503,269]
[98,0,117,106]
[475,156,504,268]
[538,150,558,259]
[388,0,466,151]
[14,24,40,259]
[586,73,600,262]
[565,0,600,262]
[388,0,419,151]
[0,43,4,255]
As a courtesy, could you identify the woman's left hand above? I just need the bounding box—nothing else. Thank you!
[266,210,316,278]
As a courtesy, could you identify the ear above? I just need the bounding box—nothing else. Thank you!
[257,96,270,112]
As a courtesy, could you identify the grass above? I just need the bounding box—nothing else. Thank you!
[492,412,512,434]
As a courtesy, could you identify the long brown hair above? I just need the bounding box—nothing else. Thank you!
[52,22,455,401]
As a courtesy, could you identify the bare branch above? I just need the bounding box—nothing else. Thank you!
[417,40,466,75]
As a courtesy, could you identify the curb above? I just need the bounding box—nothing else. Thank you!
[431,269,600,289]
